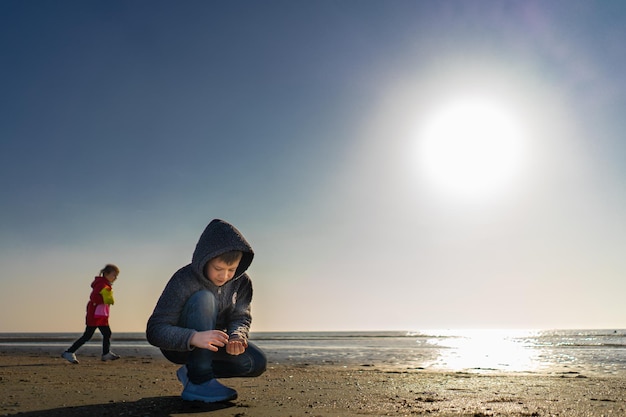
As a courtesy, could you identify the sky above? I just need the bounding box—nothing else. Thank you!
[1,0,625,333]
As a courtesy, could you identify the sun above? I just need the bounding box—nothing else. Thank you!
[416,96,527,203]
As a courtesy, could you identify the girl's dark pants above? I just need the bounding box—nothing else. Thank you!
[67,326,112,355]
[160,290,267,384]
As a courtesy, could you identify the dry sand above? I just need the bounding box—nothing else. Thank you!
[1,348,625,416]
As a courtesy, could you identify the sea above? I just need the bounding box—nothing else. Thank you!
[1,329,625,377]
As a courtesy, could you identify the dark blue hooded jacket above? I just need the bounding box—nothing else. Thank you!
[146,219,255,351]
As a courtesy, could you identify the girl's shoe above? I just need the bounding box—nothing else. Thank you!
[181,378,238,403]
[101,352,121,361]
[61,351,79,364]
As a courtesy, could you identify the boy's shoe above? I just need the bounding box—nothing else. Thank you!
[181,378,238,403]
[101,352,121,361]
[176,366,189,387]
[61,351,79,364]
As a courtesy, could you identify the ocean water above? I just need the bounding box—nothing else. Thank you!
[1,329,624,376]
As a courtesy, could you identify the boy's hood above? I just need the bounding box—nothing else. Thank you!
[191,219,254,280]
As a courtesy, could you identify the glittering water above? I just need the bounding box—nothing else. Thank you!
[2,329,624,376]
[254,329,626,376]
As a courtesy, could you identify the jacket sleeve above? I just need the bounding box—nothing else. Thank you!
[227,275,253,341]
[146,270,198,351]
[100,287,115,305]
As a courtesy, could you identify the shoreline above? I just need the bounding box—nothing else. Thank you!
[1,349,626,416]
[3,329,626,378]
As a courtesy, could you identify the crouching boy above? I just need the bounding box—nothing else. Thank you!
[147,219,266,402]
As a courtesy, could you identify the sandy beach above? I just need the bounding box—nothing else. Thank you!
[1,347,625,417]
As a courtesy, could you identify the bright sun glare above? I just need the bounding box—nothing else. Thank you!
[417,96,527,202]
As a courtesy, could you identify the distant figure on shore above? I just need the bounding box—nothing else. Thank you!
[147,219,266,403]
[61,264,121,364]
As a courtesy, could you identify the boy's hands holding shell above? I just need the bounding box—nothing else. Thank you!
[190,330,229,351]
[226,336,248,356]
[190,330,248,355]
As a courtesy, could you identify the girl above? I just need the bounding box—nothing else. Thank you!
[62,264,121,364]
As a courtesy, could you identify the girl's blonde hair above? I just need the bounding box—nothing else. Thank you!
[100,264,120,276]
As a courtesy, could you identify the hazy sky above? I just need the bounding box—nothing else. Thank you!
[2,1,625,333]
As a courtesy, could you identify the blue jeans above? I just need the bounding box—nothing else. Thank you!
[161,290,267,384]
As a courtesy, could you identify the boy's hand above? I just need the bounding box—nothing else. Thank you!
[226,336,248,356]
[190,330,229,352]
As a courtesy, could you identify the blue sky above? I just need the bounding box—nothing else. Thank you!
[1,1,625,332]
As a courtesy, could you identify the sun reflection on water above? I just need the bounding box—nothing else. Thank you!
[426,329,544,373]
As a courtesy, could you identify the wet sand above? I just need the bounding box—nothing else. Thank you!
[1,347,625,416]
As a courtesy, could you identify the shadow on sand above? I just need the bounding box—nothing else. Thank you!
[6,396,236,417]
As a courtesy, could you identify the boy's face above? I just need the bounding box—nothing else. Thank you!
[205,257,240,287]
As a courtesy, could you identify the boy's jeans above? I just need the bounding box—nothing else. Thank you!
[161,290,267,384]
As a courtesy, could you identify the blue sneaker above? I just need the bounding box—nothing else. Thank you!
[181,378,238,403]
[176,366,189,387]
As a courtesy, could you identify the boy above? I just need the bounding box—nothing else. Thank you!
[147,219,266,403]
